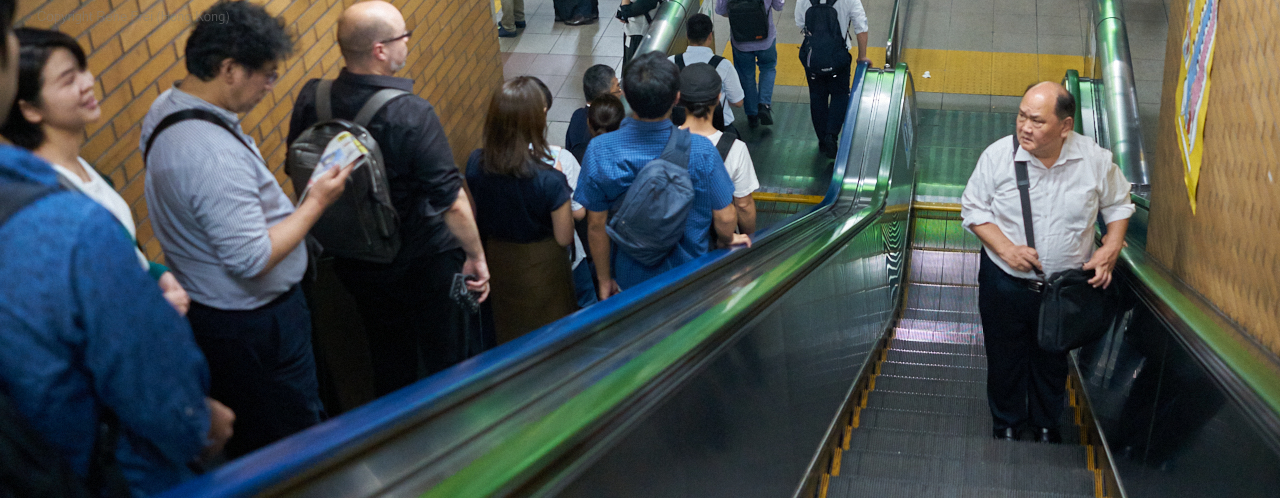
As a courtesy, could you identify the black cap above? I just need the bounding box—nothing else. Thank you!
[679,63,721,103]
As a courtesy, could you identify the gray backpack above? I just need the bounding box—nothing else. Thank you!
[606,128,695,266]
[286,81,406,263]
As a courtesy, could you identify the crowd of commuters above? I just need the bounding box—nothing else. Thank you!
[0,0,883,493]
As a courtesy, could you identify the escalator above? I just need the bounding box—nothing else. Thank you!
[161,0,1280,496]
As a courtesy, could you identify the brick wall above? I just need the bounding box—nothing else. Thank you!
[17,0,503,260]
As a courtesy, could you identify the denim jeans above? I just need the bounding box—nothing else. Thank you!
[573,259,599,308]
[731,42,778,117]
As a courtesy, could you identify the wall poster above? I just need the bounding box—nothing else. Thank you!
[1174,0,1219,213]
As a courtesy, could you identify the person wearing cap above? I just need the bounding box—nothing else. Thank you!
[575,52,750,300]
[678,63,759,235]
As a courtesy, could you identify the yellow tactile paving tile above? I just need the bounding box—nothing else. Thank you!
[720,43,1085,96]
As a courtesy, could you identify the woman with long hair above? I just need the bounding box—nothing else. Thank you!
[465,76,577,343]
[1,28,190,315]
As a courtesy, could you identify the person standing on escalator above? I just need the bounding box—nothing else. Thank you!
[616,0,663,66]
[795,0,870,158]
[716,0,784,129]
[960,82,1134,443]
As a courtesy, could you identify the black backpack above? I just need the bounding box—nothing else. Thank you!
[0,183,131,498]
[606,128,695,266]
[286,81,406,264]
[727,0,770,43]
[715,129,739,161]
[798,0,852,77]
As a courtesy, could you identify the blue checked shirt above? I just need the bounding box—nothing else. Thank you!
[575,118,735,290]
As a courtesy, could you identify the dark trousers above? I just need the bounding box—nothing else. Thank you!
[978,250,1067,431]
[334,248,482,397]
[623,34,644,67]
[805,62,852,140]
[187,285,324,458]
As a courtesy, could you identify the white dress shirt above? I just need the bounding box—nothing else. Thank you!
[794,0,869,50]
[961,132,1135,280]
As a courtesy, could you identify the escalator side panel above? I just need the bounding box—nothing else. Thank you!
[554,213,902,498]
[1075,272,1280,498]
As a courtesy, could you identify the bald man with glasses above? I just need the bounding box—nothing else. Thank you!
[288,0,491,397]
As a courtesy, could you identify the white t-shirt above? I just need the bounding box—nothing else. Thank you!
[50,157,150,270]
[707,131,760,198]
[549,146,587,270]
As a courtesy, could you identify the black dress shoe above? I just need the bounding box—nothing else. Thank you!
[758,103,773,125]
[1035,427,1062,444]
[994,427,1019,441]
[565,16,598,25]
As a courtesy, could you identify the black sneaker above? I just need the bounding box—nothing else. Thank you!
[758,104,773,125]
[748,114,760,128]
[515,21,526,28]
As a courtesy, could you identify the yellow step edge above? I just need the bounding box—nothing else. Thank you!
[753,192,825,204]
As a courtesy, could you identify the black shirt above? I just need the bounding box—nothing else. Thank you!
[465,150,571,244]
[287,69,461,264]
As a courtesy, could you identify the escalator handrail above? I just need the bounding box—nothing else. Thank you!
[635,0,700,58]
[1090,0,1151,192]
[422,63,904,498]
[883,0,908,67]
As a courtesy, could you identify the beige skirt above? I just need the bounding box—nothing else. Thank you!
[485,237,579,344]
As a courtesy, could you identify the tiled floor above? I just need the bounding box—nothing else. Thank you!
[493,0,1167,153]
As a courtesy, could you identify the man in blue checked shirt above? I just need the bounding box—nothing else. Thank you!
[576,53,752,300]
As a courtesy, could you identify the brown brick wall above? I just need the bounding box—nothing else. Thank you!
[1147,0,1280,354]
[18,0,503,261]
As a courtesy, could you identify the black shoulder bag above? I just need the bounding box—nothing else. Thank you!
[1012,136,1120,354]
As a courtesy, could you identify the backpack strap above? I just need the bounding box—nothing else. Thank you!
[316,79,334,122]
[0,182,58,229]
[353,89,409,127]
[144,109,258,164]
[709,55,726,70]
[659,127,693,169]
[715,130,737,161]
[1012,135,1045,278]
[675,54,685,70]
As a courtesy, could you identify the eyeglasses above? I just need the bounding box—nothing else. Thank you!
[378,30,412,45]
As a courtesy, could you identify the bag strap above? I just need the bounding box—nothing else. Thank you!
[316,80,334,122]
[659,127,693,170]
[1012,135,1045,278]
[675,54,685,70]
[708,55,725,70]
[144,109,258,165]
[354,88,409,127]
[715,130,736,161]
[0,182,58,229]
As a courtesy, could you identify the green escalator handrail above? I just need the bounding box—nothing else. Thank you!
[422,65,912,498]
[1064,69,1084,134]
[1119,246,1280,422]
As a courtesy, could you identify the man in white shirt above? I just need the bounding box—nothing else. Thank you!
[678,63,760,235]
[960,82,1134,443]
[669,13,746,132]
[795,0,870,158]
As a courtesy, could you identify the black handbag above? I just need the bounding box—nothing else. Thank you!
[1012,136,1119,354]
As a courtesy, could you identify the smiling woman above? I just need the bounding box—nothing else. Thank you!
[0,27,192,316]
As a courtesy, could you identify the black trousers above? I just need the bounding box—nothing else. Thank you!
[334,248,482,397]
[804,61,852,140]
[187,285,324,457]
[978,250,1068,431]
[623,34,644,67]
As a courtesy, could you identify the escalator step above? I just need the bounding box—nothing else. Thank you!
[888,339,985,357]
[900,308,983,324]
[827,474,1095,498]
[835,451,1096,495]
[886,350,987,369]
[858,407,990,436]
[845,428,1089,468]
[879,362,986,383]
[866,390,989,417]
[874,375,986,399]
